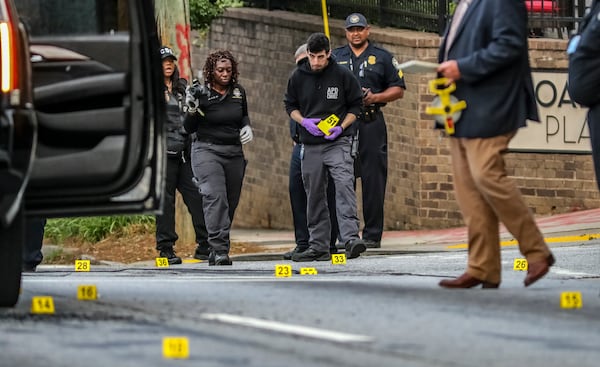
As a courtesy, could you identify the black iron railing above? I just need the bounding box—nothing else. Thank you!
[246,0,588,37]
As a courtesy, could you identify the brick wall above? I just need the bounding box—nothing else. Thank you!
[189,7,599,231]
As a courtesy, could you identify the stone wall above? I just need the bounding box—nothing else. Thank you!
[189,7,599,231]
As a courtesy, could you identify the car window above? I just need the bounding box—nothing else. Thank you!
[11,0,148,194]
[15,0,127,36]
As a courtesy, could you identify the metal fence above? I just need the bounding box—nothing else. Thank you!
[246,0,589,37]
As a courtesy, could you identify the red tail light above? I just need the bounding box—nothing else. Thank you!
[0,3,18,93]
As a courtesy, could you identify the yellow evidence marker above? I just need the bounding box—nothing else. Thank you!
[162,337,189,359]
[275,264,292,278]
[155,257,169,267]
[300,267,318,275]
[317,114,340,136]
[331,253,347,265]
[31,296,55,314]
[183,258,202,264]
[513,258,528,271]
[560,292,583,309]
[75,259,91,272]
[77,285,98,301]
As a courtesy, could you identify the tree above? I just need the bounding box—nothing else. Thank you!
[190,0,244,30]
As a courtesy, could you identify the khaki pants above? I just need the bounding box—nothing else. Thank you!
[449,132,552,284]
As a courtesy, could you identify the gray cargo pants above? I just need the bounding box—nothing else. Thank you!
[191,141,246,254]
[301,136,360,253]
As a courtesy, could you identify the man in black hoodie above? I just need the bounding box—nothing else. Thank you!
[283,43,340,260]
[284,33,366,262]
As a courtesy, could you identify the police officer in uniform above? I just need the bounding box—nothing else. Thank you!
[332,13,406,249]
[568,0,600,189]
[156,46,208,265]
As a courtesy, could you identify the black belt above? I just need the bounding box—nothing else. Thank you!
[194,136,239,145]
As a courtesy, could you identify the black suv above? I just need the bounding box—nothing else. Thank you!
[0,0,165,306]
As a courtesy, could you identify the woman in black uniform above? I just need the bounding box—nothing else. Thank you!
[155,46,208,265]
[184,50,253,266]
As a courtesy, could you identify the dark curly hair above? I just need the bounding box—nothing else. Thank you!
[202,50,239,86]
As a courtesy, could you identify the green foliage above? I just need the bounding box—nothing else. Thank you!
[189,0,244,30]
[44,216,155,243]
[449,1,457,16]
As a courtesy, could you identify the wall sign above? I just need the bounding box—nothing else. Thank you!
[510,71,590,153]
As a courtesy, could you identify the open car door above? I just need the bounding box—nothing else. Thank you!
[0,0,165,307]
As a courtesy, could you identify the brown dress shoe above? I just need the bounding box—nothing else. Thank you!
[439,273,499,289]
[524,254,555,287]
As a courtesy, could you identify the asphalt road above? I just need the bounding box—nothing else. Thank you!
[1,243,599,367]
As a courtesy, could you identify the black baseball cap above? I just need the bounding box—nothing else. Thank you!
[345,13,368,29]
[159,46,177,61]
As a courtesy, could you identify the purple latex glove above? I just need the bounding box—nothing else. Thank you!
[301,117,324,137]
[324,126,343,140]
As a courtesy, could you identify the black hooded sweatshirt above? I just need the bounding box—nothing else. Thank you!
[284,56,362,145]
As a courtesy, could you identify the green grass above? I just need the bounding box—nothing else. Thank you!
[42,246,67,263]
[44,215,155,244]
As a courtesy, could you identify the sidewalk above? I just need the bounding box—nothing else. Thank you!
[230,208,600,260]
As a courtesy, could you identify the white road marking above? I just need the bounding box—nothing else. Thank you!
[200,313,374,344]
[551,268,600,278]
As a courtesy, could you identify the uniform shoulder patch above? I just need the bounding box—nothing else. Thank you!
[392,57,404,78]
[232,87,243,99]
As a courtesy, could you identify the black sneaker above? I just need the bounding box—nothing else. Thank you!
[194,244,210,260]
[364,240,381,249]
[283,246,307,260]
[345,239,366,259]
[159,248,182,265]
[210,252,232,266]
[291,247,331,262]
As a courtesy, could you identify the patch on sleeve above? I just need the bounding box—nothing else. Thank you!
[392,57,404,78]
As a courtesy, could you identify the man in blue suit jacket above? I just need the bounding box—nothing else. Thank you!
[568,0,600,189]
[436,0,554,289]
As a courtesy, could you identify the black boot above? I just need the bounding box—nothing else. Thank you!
[209,250,232,266]
[159,247,182,265]
[215,253,232,266]
[282,246,307,260]
[345,239,366,259]
[194,243,210,260]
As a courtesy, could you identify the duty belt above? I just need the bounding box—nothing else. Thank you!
[358,105,380,122]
